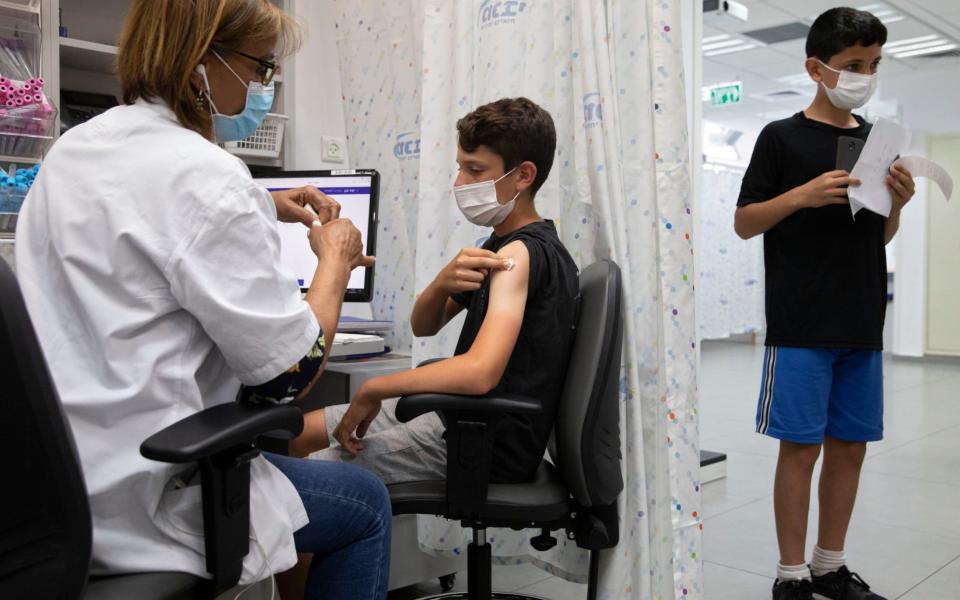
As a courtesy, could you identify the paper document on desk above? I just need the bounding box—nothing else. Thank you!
[330,333,385,358]
[849,118,954,218]
[849,118,910,218]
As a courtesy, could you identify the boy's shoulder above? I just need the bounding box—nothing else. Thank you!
[759,112,804,139]
[761,111,871,140]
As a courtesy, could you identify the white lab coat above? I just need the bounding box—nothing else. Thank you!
[15,99,315,582]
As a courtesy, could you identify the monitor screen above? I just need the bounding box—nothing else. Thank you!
[254,170,379,302]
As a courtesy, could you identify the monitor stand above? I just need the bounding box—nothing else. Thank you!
[340,301,373,320]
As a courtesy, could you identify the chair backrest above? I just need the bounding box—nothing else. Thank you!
[0,259,92,597]
[552,259,624,508]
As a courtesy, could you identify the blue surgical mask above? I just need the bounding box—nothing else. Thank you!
[198,50,274,142]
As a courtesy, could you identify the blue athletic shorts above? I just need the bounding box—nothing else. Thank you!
[755,346,884,444]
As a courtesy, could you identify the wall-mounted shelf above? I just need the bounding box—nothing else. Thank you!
[0,0,40,14]
[59,37,118,74]
[0,154,43,165]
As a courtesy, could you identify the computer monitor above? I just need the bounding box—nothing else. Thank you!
[254,169,379,302]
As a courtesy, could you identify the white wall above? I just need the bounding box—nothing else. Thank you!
[891,135,928,357]
[284,0,350,170]
[925,135,960,356]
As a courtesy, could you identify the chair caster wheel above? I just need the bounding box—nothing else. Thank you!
[439,573,456,592]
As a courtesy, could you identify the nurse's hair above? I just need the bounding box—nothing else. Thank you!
[117,0,301,139]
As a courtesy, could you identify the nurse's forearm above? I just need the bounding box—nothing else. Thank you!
[305,259,351,352]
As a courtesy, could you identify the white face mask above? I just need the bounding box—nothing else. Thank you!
[453,167,520,227]
[817,60,877,110]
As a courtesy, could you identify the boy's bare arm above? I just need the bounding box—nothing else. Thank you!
[410,247,511,336]
[332,241,530,453]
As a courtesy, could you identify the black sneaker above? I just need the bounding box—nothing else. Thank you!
[773,578,814,600]
[811,566,887,600]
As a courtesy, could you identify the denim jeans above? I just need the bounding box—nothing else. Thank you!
[265,452,391,599]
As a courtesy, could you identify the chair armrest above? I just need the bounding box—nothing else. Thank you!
[395,392,542,520]
[139,402,303,594]
[395,393,542,423]
[140,402,303,464]
[416,357,446,368]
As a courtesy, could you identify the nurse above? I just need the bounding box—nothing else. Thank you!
[14,1,389,599]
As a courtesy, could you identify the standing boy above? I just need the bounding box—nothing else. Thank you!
[735,8,915,600]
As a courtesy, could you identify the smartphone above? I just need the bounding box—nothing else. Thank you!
[836,136,865,172]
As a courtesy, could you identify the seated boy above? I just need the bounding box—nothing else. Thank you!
[289,97,579,485]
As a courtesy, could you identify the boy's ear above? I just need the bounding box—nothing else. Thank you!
[515,160,538,193]
[803,56,836,85]
[805,57,825,84]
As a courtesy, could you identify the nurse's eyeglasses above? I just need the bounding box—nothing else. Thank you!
[221,48,279,86]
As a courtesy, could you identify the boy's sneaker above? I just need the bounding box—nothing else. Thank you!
[773,578,814,600]
[811,566,887,600]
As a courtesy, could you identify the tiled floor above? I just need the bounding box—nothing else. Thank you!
[387,561,586,598]
[388,341,960,599]
[700,341,960,600]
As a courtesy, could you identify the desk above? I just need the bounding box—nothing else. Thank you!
[301,354,413,409]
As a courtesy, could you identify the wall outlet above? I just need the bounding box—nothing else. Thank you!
[321,136,346,163]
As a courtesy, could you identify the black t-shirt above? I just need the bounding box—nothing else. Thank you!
[738,111,887,350]
[451,220,579,483]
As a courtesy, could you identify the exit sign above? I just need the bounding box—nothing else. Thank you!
[708,82,742,106]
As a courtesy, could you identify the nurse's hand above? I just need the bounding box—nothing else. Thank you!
[332,388,382,454]
[309,218,376,270]
[271,186,341,227]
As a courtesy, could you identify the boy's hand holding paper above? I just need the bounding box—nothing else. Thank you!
[848,118,953,218]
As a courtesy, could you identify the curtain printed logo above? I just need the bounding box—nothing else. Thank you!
[393,132,421,161]
[582,92,603,129]
[478,0,527,29]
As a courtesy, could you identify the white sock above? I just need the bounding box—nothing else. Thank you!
[811,545,846,576]
[777,562,811,582]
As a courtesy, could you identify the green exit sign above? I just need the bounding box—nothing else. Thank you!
[709,82,742,106]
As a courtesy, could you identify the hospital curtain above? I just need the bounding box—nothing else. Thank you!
[698,163,765,341]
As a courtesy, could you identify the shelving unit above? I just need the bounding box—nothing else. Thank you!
[0,0,40,15]
[40,0,289,160]
[58,37,118,74]
[1,0,48,236]
[0,0,292,239]
[0,154,41,165]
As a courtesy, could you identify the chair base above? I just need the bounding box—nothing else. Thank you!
[411,594,550,600]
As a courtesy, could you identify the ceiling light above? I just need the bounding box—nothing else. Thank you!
[703,39,748,51]
[893,43,958,58]
[885,34,939,48]
[888,39,949,54]
[705,43,757,57]
[703,34,731,44]
[852,2,906,21]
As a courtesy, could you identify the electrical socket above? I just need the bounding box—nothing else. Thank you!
[321,136,346,163]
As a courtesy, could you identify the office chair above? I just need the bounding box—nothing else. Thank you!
[0,258,303,599]
[387,259,625,600]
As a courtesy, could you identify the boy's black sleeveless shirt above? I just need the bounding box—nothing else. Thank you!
[451,220,579,483]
